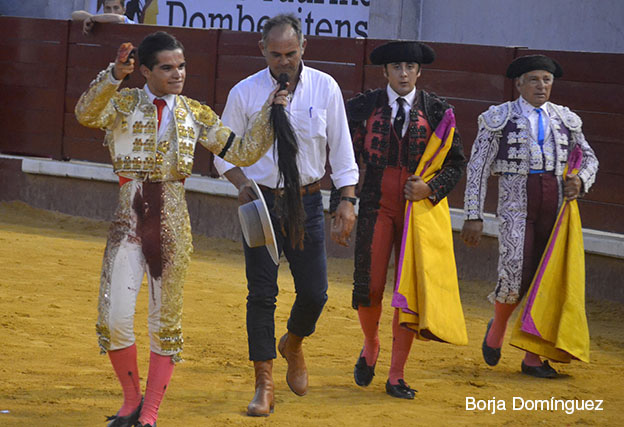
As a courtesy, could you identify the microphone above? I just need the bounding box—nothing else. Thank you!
[277,73,289,91]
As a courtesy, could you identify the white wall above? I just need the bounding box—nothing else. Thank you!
[368,0,423,40]
[420,0,624,53]
[367,0,623,54]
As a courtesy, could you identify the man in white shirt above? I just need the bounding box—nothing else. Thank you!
[213,13,358,417]
[461,54,598,378]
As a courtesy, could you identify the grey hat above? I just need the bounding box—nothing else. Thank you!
[238,180,279,265]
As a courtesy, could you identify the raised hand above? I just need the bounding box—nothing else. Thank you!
[113,42,135,80]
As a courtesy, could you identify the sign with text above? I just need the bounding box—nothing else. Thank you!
[90,0,370,38]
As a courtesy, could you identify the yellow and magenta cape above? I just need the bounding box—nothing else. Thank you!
[510,145,590,363]
[392,109,468,345]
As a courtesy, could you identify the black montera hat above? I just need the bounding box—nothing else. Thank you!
[506,54,563,79]
[369,41,435,65]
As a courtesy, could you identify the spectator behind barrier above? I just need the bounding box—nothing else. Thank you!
[71,0,136,35]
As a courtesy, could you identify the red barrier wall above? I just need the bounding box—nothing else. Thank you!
[1,17,622,233]
[0,18,68,160]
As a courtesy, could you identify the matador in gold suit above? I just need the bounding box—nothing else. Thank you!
[75,32,282,427]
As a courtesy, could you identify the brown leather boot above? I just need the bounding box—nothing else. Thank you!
[277,332,308,396]
[247,360,274,416]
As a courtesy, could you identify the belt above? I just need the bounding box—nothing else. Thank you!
[529,169,556,175]
[118,176,185,186]
[258,180,321,196]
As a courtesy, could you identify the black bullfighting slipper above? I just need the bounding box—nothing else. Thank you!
[385,379,416,400]
[521,360,558,379]
[354,347,378,387]
[482,318,501,366]
[106,398,142,427]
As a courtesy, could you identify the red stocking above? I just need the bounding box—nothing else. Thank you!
[388,309,414,385]
[358,305,382,365]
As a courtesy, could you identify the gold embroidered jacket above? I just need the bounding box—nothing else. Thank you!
[75,63,274,179]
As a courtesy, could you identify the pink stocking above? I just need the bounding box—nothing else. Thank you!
[139,352,175,425]
[108,344,142,416]
[486,302,519,348]
[523,352,543,366]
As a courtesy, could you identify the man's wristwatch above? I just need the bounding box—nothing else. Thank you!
[340,196,357,205]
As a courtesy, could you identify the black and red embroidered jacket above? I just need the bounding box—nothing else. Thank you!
[330,88,465,211]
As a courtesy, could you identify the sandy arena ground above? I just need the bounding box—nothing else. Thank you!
[1,200,623,426]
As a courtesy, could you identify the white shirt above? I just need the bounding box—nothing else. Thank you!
[519,96,555,171]
[519,96,551,143]
[143,85,176,140]
[213,64,359,189]
[387,85,416,138]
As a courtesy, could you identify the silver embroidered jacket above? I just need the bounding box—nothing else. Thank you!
[463,98,598,303]
[75,63,274,180]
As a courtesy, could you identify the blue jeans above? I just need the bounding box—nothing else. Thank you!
[244,190,328,361]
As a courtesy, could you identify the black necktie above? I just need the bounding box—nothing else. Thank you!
[394,97,406,137]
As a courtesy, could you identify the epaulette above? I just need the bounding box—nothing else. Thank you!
[422,91,452,128]
[548,102,582,132]
[181,96,218,127]
[478,102,512,132]
[346,89,383,123]
[112,88,140,115]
